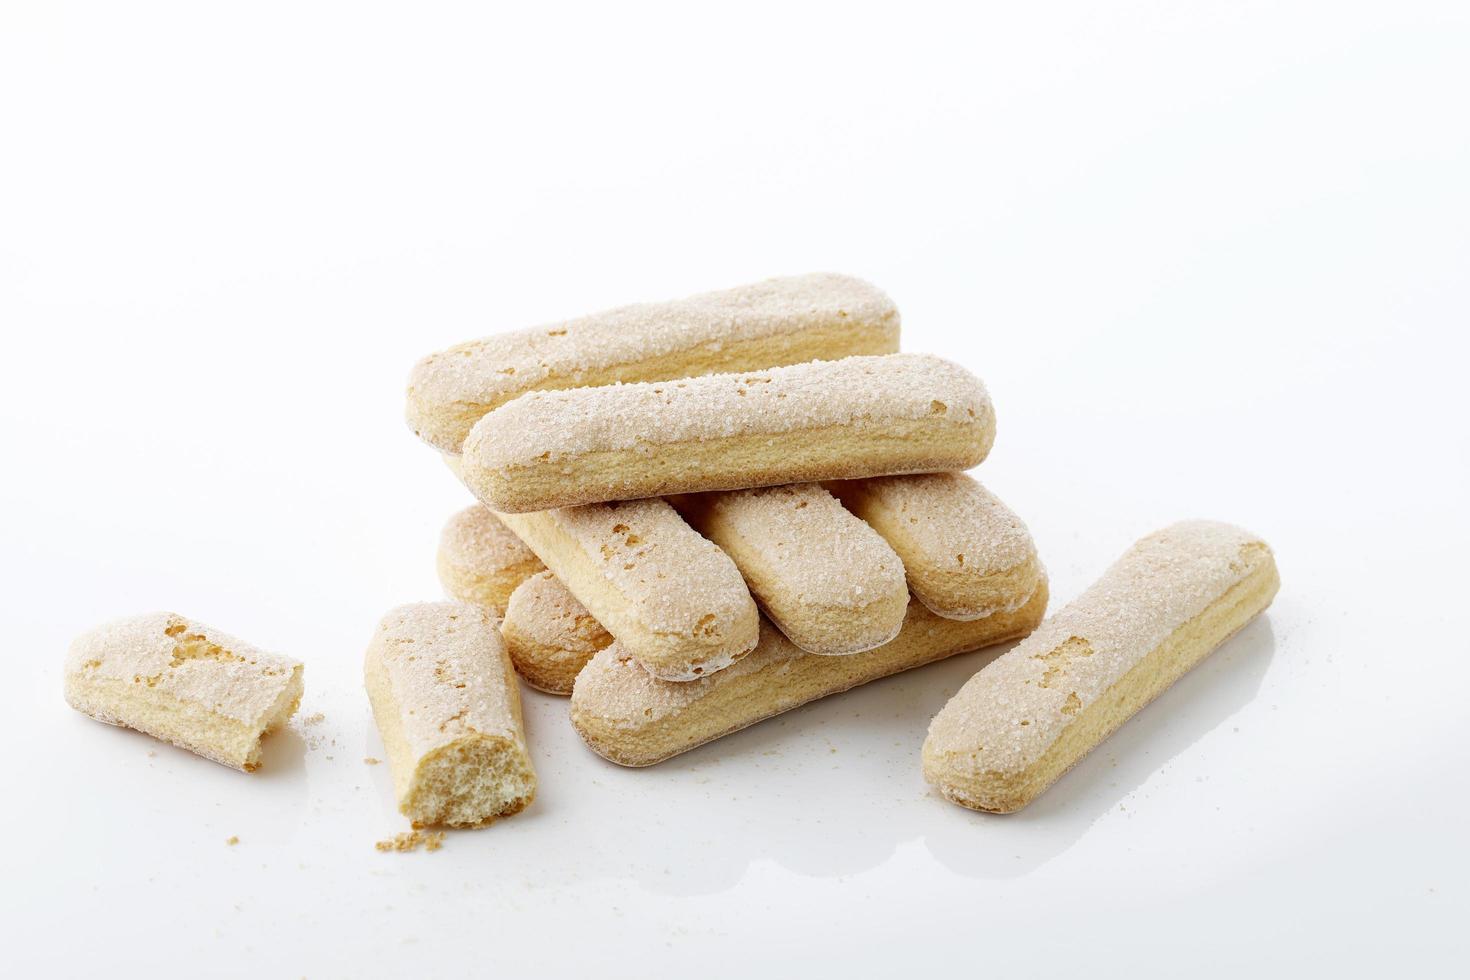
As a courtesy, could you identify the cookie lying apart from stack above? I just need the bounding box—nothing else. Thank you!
[64,614,303,772]
[923,520,1278,813]
[365,602,536,827]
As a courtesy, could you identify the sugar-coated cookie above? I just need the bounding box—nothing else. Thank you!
[923,521,1278,813]
[495,499,759,681]
[501,571,613,695]
[571,584,1047,767]
[407,273,900,454]
[462,353,995,513]
[831,473,1040,621]
[64,613,303,772]
[437,504,544,615]
[673,484,908,656]
[364,602,536,828]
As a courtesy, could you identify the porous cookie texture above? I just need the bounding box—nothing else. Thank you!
[64,613,303,772]
[364,602,537,828]
[496,499,759,681]
[461,353,995,513]
[407,272,900,454]
[501,572,613,695]
[571,584,1048,768]
[831,473,1041,621]
[436,504,544,615]
[923,520,1279,814]
[674,484,909,656]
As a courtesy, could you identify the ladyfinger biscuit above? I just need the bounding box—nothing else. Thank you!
[407,273,900,454]
[364,602,536,828]
[571,584,1048,768]
[923,520,1279,814]
[437,504,544,615]
[463,353,995,513]
[501,571,613,695]
[64,613,303,772]
[673,484,909,656]
[831,473,1041,621]
[496,499,760,681]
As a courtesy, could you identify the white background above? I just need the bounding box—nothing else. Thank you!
[2,2,1467,977]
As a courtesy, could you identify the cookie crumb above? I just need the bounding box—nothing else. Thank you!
[374,831,445,854]
[301,712,326,726]
[364,757,381,765]
[226,836,239,846]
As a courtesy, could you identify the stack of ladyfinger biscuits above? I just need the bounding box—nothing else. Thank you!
[61,273,1278,832]
[407,273,1279,822]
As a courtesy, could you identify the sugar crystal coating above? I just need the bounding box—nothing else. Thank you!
[439,504,539,575]
[367,602,524,758]
[926,520,1274,776]
[508,499,753,637]
[683,484,906,610]
[831,473,1035,576]
[66,612,301,725]
[464,353,989,471]
[504,571,611,659]
[407,272,899,451]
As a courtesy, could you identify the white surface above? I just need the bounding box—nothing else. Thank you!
[3,2,1468,977]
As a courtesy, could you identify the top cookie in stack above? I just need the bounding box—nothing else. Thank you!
[407,273,901,455]
[407,274,1023,688]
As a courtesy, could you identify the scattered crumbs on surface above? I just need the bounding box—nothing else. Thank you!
[375,831,445,854]
[364,757,381,765]
[295,712,330,750]
[226,836,239,846]
[147,750,157,758]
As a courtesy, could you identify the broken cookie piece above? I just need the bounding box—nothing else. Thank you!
[64,612,304,772]
[364,602,537,828]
